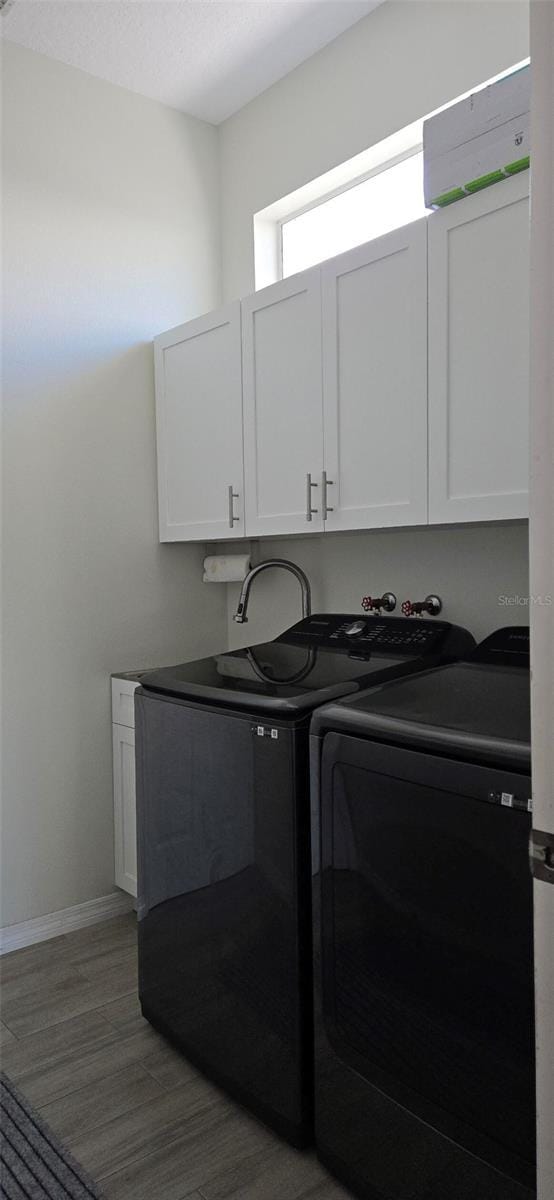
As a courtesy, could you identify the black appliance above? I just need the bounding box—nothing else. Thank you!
[310,626,535,1199]
[135,613,474,1147]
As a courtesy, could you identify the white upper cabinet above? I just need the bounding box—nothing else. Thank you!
[428,174,530,524]
[241,269,324,536]
[154,179,530,541]
[321,220,428,531]
[154,303,244,541]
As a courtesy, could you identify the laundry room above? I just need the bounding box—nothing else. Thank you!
[1,2,552,1200]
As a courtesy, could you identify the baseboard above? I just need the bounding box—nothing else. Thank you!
[0,891,135,955]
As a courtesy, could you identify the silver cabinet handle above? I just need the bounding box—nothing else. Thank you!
[322,470,334,516]
[228,485,240,529]
[306,473,318,522]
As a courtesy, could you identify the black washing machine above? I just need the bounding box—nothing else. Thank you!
[310,626,535,1199]
[135,613,474,1147]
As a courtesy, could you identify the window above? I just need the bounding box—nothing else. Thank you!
[254,57,529,289]
[281,150,426,277]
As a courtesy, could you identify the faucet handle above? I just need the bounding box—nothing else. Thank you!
[361,593,396,614]
[402,594,442,618]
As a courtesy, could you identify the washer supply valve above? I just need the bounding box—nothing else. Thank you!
[361,593,397,614]
[402,594,443,617]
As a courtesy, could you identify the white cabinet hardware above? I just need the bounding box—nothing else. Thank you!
[306,473,318,522]
[228,485,240,529]
[322,470,334,517]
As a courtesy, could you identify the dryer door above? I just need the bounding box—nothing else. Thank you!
[319,733,535,1184]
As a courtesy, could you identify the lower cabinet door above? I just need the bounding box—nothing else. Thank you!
[113,723,137,897]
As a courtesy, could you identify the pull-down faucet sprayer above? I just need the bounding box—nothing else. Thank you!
[233,559,311,624]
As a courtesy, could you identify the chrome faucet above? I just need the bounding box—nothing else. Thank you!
[233,559,311,624]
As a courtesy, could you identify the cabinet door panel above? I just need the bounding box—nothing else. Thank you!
[428,175,529,524]
[155,303,244,541]
[322,221,428,531]
[242,270,324,536]
[113,724,137,897]
[111,677,138,729]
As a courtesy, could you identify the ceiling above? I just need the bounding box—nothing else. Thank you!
[1,0,384,124]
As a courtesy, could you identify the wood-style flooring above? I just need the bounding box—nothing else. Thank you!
[0,913,352,1200]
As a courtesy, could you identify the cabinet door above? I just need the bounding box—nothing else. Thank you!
[111,677,138,729]
[242,269,324,536]
[428,175,529,524]
[113,723,137,897]
[322,220,428,532]
[154,303,244,541]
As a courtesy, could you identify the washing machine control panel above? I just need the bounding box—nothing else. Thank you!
[278,613,456,656]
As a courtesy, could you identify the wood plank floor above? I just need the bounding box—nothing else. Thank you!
[0,913,353,1200]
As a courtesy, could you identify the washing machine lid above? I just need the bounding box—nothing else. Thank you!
[138,614,475,717]
[311,627,530,769]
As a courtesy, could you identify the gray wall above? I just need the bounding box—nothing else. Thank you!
[1,42,227,927]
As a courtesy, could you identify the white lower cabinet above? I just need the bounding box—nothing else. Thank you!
[113,725,137,897]
[111,678,138,898]
[428,173,529,524]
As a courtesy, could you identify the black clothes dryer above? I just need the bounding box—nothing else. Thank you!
[135,613,474,1148]
[310,626,535,1198]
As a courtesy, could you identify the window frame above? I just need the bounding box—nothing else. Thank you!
[277,141,423,280]
[253,57,529,291]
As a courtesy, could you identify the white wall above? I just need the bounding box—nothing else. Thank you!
[219,0,529,300]
[222,523,530,649]
[217,0,530,648]
[1,42,226,927]
[0,3,532,928]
